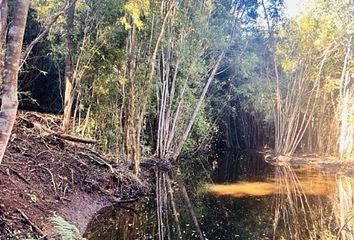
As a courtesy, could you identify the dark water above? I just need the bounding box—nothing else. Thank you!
[84,200,155,239]
[84,151,353,240]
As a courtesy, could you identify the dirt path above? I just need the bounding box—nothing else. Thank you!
[0,112,150,239]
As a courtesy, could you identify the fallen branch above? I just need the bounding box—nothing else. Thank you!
[8,167,30,184]
[77,151,114,173]
[88,149,115,164]
[16,208,47,240]
[108,196,139,204]
[20,117,97,144]
[51,132,97,144]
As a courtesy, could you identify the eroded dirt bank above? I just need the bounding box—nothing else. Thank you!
[0,112,151,239]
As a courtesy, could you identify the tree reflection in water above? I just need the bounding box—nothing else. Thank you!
[84,152,354,240]
[84,203,155,240]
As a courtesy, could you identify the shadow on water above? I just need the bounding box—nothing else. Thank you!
[84,201,155,240]
[84,151,354,240]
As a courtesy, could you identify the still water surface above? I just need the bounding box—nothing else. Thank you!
[84,151,353,240]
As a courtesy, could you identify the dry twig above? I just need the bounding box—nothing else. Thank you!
[16,208,47,239]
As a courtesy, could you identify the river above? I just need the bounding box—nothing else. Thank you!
[84,150,353,240]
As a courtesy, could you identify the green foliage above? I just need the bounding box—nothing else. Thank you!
[50,215,85,240]
[23,0,284,160]
[31,0,65,20]
[273,0,354,155]
[184,104,215,151]
[318,230,336,240]
[236,78,275,122]
[120,0,150,30]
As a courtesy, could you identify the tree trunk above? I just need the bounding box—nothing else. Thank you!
[173,51,225,160]
[338,35,353,160]
[0,0,30,164]
[62,0,77,132]
[0,0,7,77]
[124,23,141,174]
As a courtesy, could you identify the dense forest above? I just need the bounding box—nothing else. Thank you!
[0,0,353,239]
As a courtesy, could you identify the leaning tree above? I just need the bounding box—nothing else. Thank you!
[0,0,30,163]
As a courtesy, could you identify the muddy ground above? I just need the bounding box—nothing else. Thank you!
[0,111,151,239]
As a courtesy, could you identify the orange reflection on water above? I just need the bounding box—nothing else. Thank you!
[208,173,334,198]
[208,182,275,197]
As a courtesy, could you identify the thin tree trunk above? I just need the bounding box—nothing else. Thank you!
[0,0,30,164]
[0,0,7,77]
[62,0,77,132]
[124,24,141,174]
[81,104,91,137]
[173,51,225,160]
[338,35,353,160]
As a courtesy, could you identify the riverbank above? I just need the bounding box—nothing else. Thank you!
[0,112,151,239]
[261,151,354,178]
